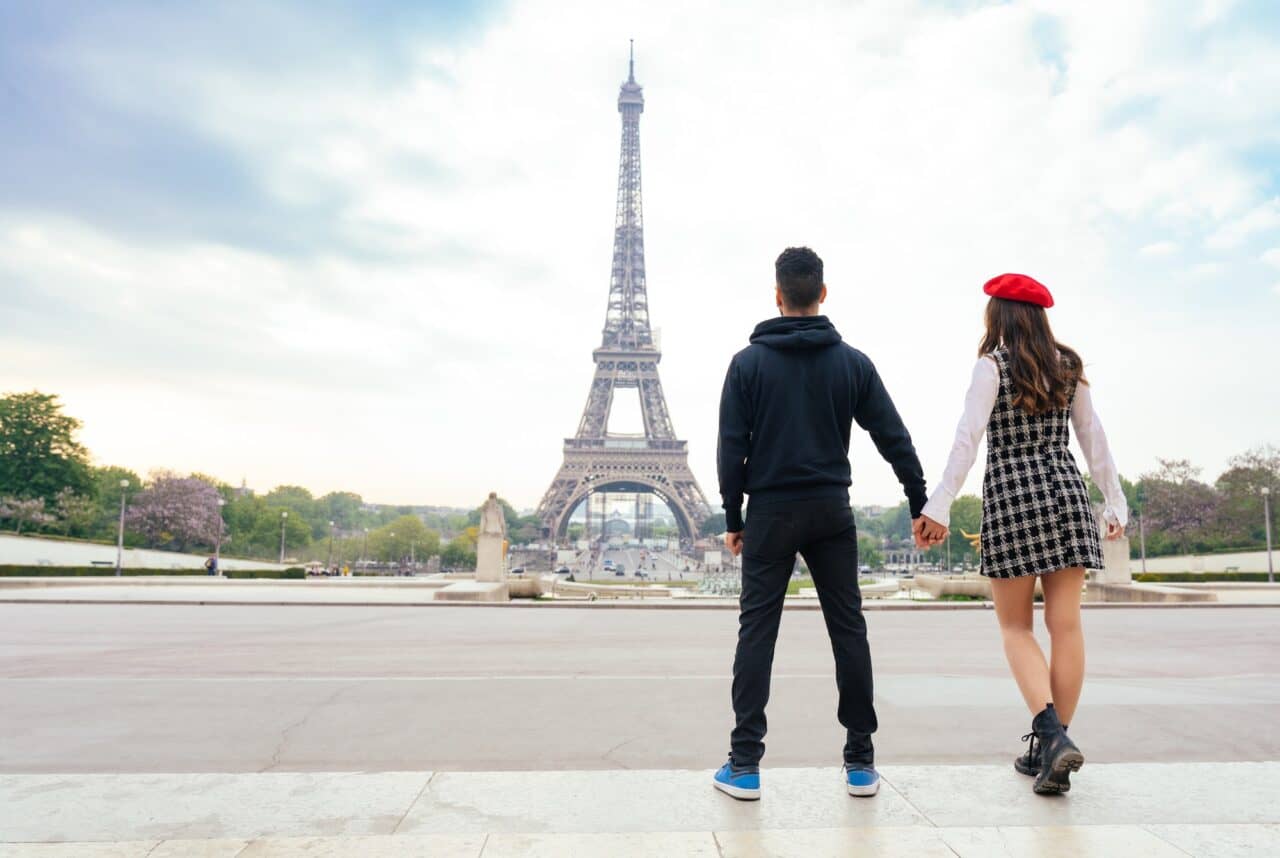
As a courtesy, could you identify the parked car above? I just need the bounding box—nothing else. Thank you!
[509,567,525,575]
[555,566,572,575]
[614,564,625,575]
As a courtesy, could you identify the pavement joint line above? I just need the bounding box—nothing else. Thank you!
[1142,823,1196,856]
[391,772,435,835]
[880,769,940,830]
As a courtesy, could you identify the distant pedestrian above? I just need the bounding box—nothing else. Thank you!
[204,556,218,576]
[916,273,1127,795]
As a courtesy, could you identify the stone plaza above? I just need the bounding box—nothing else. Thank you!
[1,597,1278,855]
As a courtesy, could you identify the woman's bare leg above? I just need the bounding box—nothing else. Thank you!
[1041,566,1087,726]
[990,575,1051,715]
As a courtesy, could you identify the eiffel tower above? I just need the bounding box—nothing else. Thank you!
[537,46,712,543]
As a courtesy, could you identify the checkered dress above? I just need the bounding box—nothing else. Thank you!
[980,348,1103,578]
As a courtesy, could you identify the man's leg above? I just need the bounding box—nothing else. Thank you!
[730,509,797,767]
[800,504,876,766]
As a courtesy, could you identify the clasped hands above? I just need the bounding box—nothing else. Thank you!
[912,515,948,549]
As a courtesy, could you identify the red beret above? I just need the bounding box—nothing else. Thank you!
[983,273,1054,308]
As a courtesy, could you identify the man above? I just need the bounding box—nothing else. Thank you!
[713,247,928,801]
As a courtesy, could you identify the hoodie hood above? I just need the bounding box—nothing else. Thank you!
[749,315,843,350]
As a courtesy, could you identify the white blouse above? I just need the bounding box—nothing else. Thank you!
[920,357,1128,529]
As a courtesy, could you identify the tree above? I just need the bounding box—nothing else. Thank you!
[126,471,222,551]
[53,488,97,537]
[91,465,142,539]
[319,491,364,530]
[262,484,330,537]
[700,512,727,536]
[857,535,884,568]
[0,392,92,501]
[1213,446,1279,546]
[946,494,984,567]
[1140,459,1219,555]
[442,530,477,569]
[499,511,545,546]
[369,515,440,562]
[0,496,54,534]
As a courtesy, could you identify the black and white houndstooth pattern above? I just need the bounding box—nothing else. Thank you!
[980,348,1104,579]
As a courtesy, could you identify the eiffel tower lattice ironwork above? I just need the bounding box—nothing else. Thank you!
[537,47,712,543]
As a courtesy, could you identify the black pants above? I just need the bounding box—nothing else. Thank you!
[730,497,876,767]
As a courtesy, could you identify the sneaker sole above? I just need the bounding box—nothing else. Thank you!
[713,780,760,801]
[1033,749,1084,795]
[846,781,880,797]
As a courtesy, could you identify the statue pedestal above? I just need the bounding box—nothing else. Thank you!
[476,534,505,583]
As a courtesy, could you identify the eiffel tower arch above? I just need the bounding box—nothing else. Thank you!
[537,46,712,544]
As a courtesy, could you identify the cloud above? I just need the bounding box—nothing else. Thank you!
[1,0,1278,509]
[1206,200,1280,249]
[1139,241,1178,256]
[1262,248,1280,268]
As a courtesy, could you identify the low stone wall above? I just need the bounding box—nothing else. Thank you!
[548,579,672,599]
[913,574,994,600]
[1086,582,1217,603]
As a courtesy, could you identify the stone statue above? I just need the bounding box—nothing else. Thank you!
[475,492,507,583]
[479,492,507,539]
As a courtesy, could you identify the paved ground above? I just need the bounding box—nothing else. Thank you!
[1,604,1276,774]
[3,763,1279,855]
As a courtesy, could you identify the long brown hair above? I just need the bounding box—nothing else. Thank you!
[980,297,1086,415]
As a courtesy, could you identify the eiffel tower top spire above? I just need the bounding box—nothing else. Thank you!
[604,43,650,349]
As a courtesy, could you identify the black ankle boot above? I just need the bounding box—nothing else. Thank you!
[1014,730,1041,776]
[1030,704,1083,795]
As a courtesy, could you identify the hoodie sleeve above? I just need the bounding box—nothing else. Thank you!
[717,356,751,532]
[852,357,929,517]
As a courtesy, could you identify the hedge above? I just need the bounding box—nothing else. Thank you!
[1133,571,1274,583]
[0,565,305,579]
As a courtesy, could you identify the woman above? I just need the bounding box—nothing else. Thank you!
[916,273,1126,795]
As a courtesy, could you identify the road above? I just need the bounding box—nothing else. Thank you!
[1,604,1276,773]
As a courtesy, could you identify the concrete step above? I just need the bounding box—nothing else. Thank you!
[1,764,1276,855]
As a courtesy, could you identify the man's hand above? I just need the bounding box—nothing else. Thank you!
[912,515,948,549]
[725,531,743,556]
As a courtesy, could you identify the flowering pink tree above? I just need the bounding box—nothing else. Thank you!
[0,496,54,534]
[125,472,221,551]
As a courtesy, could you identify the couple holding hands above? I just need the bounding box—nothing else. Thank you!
[714,247,1126,801]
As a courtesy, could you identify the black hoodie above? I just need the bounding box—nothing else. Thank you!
[716,315,927,532]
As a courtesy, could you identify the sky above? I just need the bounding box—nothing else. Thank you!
[2,0,1278,513]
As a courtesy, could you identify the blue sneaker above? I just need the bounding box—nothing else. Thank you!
[845,763,880,797]
[713,760,761,800]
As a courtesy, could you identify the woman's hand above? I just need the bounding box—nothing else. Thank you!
[912,515,949,548]
[1104,520,1125,541]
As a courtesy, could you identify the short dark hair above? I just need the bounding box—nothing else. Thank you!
[775,246,824,308]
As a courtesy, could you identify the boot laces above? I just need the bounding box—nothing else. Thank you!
[1020,731,1040,758]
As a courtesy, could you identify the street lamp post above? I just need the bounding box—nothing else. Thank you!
[115,479,129,576]
[279,511,289,564]
[1137,509,1148,575]
[1263,487,1274,584]
[215,498,226,576]
[390,531,396,574]
[326,520,336,569]
[361,528,368,567]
